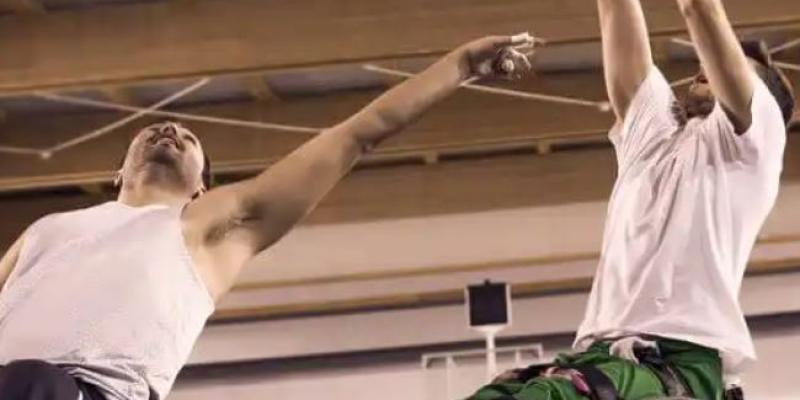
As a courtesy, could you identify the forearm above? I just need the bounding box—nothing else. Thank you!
[214,51,471,251]
[339,52,467,150]
[678,0,753,125]
[677,0,723,20]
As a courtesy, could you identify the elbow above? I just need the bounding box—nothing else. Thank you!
[349,110,404,152]
[323,126,376,156]
[373,106,409,136]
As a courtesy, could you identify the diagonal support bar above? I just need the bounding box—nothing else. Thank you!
[770,38,800,55]
[363,64,611,111]
[0,145,42,156]
[36,92,320,135]
[774,61,800,72]
[43,78,211,155]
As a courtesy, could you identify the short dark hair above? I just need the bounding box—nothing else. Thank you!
[741,40,796,125]
[118,121,213,190]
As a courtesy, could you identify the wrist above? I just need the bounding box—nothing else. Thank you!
[440,47,472,81]
[677,0,717,18]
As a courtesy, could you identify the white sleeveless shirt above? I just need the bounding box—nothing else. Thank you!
[0,201,215,400]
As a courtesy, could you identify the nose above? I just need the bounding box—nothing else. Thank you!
[160,123,178,136]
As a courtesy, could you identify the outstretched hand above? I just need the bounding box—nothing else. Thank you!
[451,33,542,81]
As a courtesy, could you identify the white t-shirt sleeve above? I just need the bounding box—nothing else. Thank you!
[609,66,679,168]
[702,71,787,166]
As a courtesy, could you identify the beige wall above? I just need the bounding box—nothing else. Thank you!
[173,319,800,400]
[174,178,800,399]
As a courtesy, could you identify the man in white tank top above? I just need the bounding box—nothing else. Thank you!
[470,1,794,400]
[0,36,536,400]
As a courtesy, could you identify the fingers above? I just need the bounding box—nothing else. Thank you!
[481,32,536,51]
[510,32,534,46]
[477,32,544,51]
[487,34,517,48]
[495,32,540,79]
[510,32,547,50]
[512,49,533,76]
[511,36,544,58]
[465,32,543,80]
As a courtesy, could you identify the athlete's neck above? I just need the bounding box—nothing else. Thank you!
[117,181,192,208]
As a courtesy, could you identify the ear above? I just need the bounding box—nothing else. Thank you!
[191,187,207,200]
[113,170,123,188]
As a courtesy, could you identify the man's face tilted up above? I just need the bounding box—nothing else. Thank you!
[684,50,795,124]
[119,121,209,198]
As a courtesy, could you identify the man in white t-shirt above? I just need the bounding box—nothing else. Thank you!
[471,1,794,399]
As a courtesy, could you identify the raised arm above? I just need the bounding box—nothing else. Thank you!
[184,36,533,297]
[676,0,754,133]
[597,0,655,121]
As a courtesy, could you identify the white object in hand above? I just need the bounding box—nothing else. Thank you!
[477,63,493,76]
[510,32,534,46]
[500,58,516,73]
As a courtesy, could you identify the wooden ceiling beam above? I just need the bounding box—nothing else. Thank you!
[98,87,139,106]
[0,66,626,184]
[240,75,279,103]
[0,0,44,14]
[0,0,797,95]
[2,136,799,250]
[0,59,797,192]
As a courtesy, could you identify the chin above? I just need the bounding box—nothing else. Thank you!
[684,97,715,119]
[144,146,180,165]
[687,105,714,119]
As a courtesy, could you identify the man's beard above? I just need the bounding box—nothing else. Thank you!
[684,95,715,119]
[144,143,180,164]
[136,148,192,189]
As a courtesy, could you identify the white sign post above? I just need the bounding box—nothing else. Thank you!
[465,280,512,382]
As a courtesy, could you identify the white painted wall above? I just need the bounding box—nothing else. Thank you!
[219,239,800,312]
[217,182,800,322]
[175,183,800,399]
[235,183,800,286]
[193,270,800,363]
[178,271,800,400]
[173,321,800,400]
